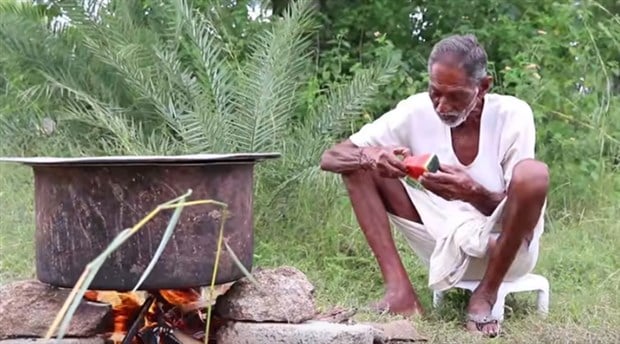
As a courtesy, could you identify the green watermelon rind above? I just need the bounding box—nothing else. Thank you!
[404,176,423,190]
[424,154,440,173]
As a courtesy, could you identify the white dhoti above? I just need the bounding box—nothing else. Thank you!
[388,179,545,292]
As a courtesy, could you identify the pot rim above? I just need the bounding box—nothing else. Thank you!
[0,152,281,166]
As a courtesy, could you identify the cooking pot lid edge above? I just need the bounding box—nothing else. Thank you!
[0,152,282,166]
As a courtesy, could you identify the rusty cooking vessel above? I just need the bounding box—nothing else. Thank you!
[0,153,279,291]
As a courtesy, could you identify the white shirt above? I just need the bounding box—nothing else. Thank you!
[349,91,537,216]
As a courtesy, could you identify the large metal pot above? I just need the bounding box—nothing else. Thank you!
[0,153,279,291]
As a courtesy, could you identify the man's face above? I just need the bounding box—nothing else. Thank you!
[428,62,483,127]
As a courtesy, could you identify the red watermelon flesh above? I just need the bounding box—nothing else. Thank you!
[403,153,440,180]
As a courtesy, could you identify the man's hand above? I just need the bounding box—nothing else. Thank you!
[419,163,506,215]
[418,163,478,201]
[359,146,412,178]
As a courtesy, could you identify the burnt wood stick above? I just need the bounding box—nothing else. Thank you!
[122,294,156,344]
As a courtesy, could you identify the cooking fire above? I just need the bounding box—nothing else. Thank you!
[84,287,226,344]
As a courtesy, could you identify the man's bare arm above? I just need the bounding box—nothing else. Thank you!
[467,184,506,216]
[319,140,365,174]
[320,139,411,177]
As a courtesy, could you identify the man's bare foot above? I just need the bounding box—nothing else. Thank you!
[465,290,500,337]
[370,286,425,316]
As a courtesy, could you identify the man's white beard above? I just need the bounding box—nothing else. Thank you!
[438,90,479,128]
[439,111,469,127]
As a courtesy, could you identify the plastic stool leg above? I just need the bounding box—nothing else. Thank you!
[433,290,444,309]
[491,292,506,321]
[537,288,549,315]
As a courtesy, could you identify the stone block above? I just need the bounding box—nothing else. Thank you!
[0,339,104,344]
[0,280,112,340]
[215,266,316,323]
[216,321,382,344]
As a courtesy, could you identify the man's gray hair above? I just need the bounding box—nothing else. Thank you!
[428,34,488,83]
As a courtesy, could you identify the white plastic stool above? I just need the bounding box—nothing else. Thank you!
[432,273,550,322]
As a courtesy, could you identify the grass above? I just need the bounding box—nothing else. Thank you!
[1,162,619,343]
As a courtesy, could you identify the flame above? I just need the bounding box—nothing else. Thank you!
[160,289,203,310]
[83,289,206,343]
[160,289,201,305]
[84,291,146,343]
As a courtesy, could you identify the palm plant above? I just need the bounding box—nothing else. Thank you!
[0,0,401,205]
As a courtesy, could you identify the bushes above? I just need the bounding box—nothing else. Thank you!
[312,0,620,214]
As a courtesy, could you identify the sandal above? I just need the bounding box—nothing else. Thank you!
[465,313,501,338]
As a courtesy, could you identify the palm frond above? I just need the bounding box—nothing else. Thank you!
[168,0,239,153]
[96,116,178,156]
[0,11,59,71]
[83,37,171,120]
[0,1,49,21]
[195,0,245,63]
[267,53,401,195]
[150,49,218,153]
[37,72,166,155]
[309,53,401,137]
[0,108,41,155]
[58,0,109,25]
[229,0,319,153]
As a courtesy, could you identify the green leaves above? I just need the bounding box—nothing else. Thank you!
[170,0,235,152]
[310,52,401,138]
[228,0,317,153]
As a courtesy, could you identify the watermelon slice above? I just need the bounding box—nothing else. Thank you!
[403,153,440,180]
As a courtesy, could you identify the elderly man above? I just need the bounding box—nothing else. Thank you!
[319,34,548,337]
